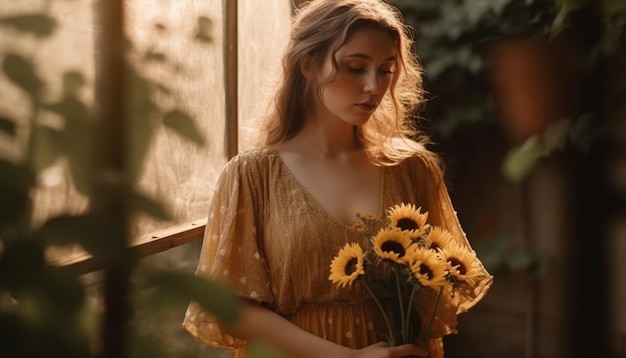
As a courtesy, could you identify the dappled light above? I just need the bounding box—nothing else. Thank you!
[0,0,289,242]
[0,0,290,357]
[1,0,624,357]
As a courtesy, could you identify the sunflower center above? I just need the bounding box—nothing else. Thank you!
[419,263,433,280]
[448,258,467,275]
[344,257,358,275]
[381,241,406,257]
[397,218,419,231]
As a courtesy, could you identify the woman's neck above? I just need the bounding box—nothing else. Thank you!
[285,120,362,159]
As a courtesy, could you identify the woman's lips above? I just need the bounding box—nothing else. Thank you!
[355,103,377,111]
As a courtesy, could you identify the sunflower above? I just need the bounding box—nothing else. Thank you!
[329,243,366,288]
[370,227,414,264]
[440,242,482,286]
[405,246,447,288]
[424,226,453,252]
[387,203,430,240]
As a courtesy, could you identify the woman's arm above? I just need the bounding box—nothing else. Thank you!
[223,300,427,358]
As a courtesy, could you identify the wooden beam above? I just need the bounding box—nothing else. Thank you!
[224,0,238,160]
[47,219,207,276]
[97,0,130,355]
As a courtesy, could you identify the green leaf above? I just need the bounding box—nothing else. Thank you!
[569,113,601,152]
[35,270,86,316]
[1,285,91,357]
[163,110,205,146]
[542,118,571,153]
[0,160,33,190]
[502,137,544,182]
[37,215,95,247]
[148,271,241,324]
[2,53,44,99]
[128,335,198,358]
[0,14,57,37]
[603,0,626,16]
[0,239,46,291]
[0,116,16,137]
[36,215,115,262]
[0,160,34,226]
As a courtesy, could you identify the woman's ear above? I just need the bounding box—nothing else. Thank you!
[299,54,315,80]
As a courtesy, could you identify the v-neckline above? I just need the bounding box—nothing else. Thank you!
[271,149,386,230]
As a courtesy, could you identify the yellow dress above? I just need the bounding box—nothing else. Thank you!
[182,148,493,357]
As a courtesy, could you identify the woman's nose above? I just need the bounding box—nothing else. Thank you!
[363,72,381,94]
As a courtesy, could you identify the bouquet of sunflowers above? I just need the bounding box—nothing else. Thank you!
[329,203,482,347]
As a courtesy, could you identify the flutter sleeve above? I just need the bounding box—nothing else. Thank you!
[410,153,494,340]
[182,154,273,350]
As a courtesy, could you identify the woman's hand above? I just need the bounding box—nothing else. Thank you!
[226,301,428,358]
[354,341,428,358]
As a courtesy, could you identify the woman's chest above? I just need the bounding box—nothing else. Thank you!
[277,152,383,226]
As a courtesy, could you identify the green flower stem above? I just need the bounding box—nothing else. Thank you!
[393,266,406,344]
[423,286,443,347]
[404,283,419,343]
[414,284,426,308]
[361,279,396,346]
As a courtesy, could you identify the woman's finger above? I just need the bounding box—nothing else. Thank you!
[390,343,428,357]
[371,341,389,348]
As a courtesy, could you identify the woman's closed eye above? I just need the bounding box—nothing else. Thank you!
[348,66,365,74]
[347,66,395,76]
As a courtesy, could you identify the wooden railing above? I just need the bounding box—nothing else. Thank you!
[48,219,206,276]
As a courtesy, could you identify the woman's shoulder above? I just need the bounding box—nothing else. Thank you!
[229,147,277,163]
[221,147,280,175]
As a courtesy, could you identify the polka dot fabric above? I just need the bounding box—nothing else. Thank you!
[182,148,493,357]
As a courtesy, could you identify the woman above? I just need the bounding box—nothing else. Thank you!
[183,1,493,357]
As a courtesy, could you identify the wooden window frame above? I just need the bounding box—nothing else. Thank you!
[48,219,206,276]
[48,1,238,276]
[50,0,301,277]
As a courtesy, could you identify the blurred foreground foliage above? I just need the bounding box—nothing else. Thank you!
[0,7,241,358]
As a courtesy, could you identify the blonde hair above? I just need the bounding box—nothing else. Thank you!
[260,0,438,166]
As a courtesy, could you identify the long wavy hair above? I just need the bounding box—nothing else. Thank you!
[259,0,438,166]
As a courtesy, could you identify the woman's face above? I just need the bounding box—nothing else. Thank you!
[312,26,397,126]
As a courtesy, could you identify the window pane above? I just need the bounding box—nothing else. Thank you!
[0,0,290,243]
[0,0,95,227]
[125,0,229,236]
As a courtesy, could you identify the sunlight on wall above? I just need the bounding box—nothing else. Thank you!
[0,0,291,240]
[125,0,228,236]
[126,0,291,235]
[0,0,95,224]
[238,1,290,151]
